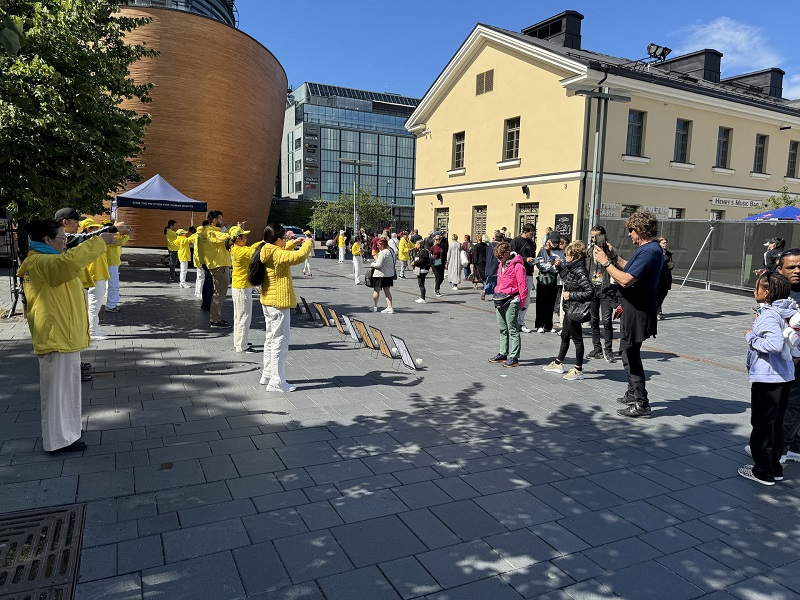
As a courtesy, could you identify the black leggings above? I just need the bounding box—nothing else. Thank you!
[750,381,791,480]
[432,266,444,294]
[557,317,584,368]
[535,282,558,330]
[417,272,428,300]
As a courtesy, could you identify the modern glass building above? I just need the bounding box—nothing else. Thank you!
[282,82,420,231]
[127,0,237,27]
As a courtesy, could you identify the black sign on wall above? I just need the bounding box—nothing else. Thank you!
[554,214,574,239]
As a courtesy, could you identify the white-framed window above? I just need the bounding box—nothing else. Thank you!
[673,119,691,163]
[710,209,724,220]
[625,110,645,156]
[452,132,465,169]
[788,141,799,178]
[753,134,769,173]
[716,127,732,168]
[503,117,520,161]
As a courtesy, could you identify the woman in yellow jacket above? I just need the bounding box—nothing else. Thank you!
[103,220,130,311]
[164,219,179,282]
[351,238,363,285]
[228,225,263,353]
[398,233,411,278]
[17,220,116,453]
[253,224,313,392]
[80,218,112,340]
[173,228,193,288]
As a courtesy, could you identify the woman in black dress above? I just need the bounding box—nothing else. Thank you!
[657,237,673,320]
[471,234,487,288]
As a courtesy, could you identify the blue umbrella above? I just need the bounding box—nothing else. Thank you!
[743,205,800,220]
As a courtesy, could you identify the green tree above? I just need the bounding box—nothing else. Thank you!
[766,186,800,209]
[0,0,158,255]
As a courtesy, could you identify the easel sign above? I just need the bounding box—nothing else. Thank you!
[352,319,375,350]
[390,334,417,371]
[341,315,360,343]
[370,326,394,359]
[312,303,330,327]
[329,309,345,334]
[300,296,314,321]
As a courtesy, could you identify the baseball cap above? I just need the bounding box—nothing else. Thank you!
[54,207,81,222]
[228,225,250,238]
[176,228,188,235]
[764,237,782,247]
[79,218,101,231]
[304,230,312,236]
[549,233,561,244]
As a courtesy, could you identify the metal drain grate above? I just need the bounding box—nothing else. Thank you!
[0,504,86,600]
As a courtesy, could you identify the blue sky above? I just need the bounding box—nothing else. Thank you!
[235,0,800,100]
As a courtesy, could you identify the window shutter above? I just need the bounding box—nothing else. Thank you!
[476,72,485,95]
[484,70,494,92]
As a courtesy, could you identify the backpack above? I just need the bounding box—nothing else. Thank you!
[247,242,267,287]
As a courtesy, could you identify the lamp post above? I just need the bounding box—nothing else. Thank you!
[574,88,630,238]
[338,158,375,234]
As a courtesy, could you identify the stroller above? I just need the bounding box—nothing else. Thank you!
[324,239,337,259]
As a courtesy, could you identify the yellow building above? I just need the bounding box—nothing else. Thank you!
[406,11,800,240]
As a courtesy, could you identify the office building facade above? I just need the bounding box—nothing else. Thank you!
[282,83,420,232]
[127,0,237,27]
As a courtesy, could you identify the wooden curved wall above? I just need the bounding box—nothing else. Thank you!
[114,8,287,247]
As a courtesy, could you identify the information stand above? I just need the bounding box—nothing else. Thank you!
[370,327,394,359]
[352,319,375,350]
[341,315,360,345]
[390,334,417,371]
[312,303,330,327]
[300,296,314,322]
[328,309,346,335]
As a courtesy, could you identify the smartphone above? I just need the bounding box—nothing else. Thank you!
[594,233,607,247]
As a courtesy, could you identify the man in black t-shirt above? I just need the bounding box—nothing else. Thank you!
[510,224,537,332]
[593,211,662,419]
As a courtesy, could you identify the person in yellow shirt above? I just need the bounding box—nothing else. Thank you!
[80,218,112,340]
[252,224,313,392]
[205,210,234,327]
[228,225,263,353]
[17,220,117,453]
[337,229,346,263]
[398,232,411,279]
[164,219,179,282]
[193,222,208,301]
[104,220,130,312]
[351,238,363,285]
[173,228,193,288]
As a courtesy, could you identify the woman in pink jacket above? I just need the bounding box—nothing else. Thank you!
[488,242,528,368]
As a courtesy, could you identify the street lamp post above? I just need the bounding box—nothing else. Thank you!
[574,88,630,238]
[338,158,375,235]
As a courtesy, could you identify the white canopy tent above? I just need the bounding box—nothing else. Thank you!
[114,174,207,224]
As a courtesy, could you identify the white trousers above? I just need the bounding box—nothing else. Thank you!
[39,351,82,451]
[353,256,362,283]
[232,287,254,352]
[87,279,107,336]
[179,261,189,285]
[338,247,345,262]
[302,258,312,275]
[262,306,290,388]
[106,266,120,308]
[195,266,205,297]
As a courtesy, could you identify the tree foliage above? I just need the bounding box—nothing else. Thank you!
[310,187,392,233]
[0,0,158,232]
[766,186,800,209]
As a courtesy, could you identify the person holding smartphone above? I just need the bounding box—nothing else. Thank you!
[587,226,618,362]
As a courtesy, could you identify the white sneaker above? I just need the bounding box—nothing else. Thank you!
[550,329,559,334]
[259,377,269,385]
[415,298,426,304]
[91,335,109,341]
[369,307,378,312]
[452,285,458,291]
[563,368,585,381]
[744,445,752,458]
[521,326,532,333]
[543,361,565,373]
[785,451,800,462]
[355,281,362,285]
[266,384,296,393]
[738,465,775,486]
[180,283,191,288]
[435,293,443,297]
[536,327,544,333]
[381,307,394,314]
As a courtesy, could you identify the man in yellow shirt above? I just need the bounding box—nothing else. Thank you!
[173,228,193,288]
[164,219,179,282]
[338,229,346,263]
[104,219,130,311]
[351,238,363,284]
[80,218,112,340]
[205,210,233,327]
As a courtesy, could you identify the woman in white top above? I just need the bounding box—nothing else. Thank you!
[446,233,462,291]
[370,238,396,314]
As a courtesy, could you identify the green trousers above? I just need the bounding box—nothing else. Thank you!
[496,302,521,358]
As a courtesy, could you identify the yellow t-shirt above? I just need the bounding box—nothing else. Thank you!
[230,242,263,289]
[106,234,130,267]
[166,229,178,251]
[174,236,191,263]
[351,241,362,256]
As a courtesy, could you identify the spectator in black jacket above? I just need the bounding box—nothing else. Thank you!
[510,224,537,333]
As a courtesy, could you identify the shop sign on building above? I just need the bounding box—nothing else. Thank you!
[710,197,763,209]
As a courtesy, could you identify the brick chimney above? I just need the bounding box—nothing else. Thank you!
[721,68,785,98]
[521,10,584,50]
[655,49,723,83]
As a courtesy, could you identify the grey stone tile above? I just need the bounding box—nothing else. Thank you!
[78,468,134,501]
[232,541,291,597]
[278,427,336,446]
[331,515,427,567]
[512,462,566,486]
[330,488,408,523]
[425,575,524,600]
[62,454,116,477]
[199,454,238,482]
[657,548,745,592]
[766,560,800,594]
[675,519,727,542]
[243,508,308,543]
[650,459,719,487]
[117,493,157,520]
[379,556,442,599]
[83,521,138,548]
[227,473,282,499]
[551,478,625,511]
[417,540,515,588]
[425,443,486,463]
[434,476,481,500]
[155,481,232,513]
[394,466,441,485]
[273,531,353,583]
[668,485,745,515]
[138,512,180,536]
[586,469,671,503]
[78,544,117,583]
[147,442,211,464]
[502,562,575,598]
[429,499,507,540]
[208,436,257,455]
[297,501,344,530]
[484,529,560,569]
[231,448,286,475]
[392,481,453,509]
[115,450,150,469]
[551,553,605,583]
[638,526,701,555]
[398,508,461,550]
[724,526,800,568]
[474,489,563,529]
[162,517,250,562]
[251,432,286,450]
[141,551,245,600]
[75,574,142,600]
[584,537,662,571]
[275,441,341,469]
[389,427,452,448]
[305,458,373,484]
[335,473,401,495]
[361,453,415,474]
[305,483,342,502]
[608,500,680,532]
[318,565,402,600]
[558,510,644,546]
[134,460,206,494]
[253,489,309,512]
[460,469,532,495]
[178,498,256,527]
[117,535,164,573]
[696,540,770,577]
[561,579,621,600]
[597,561,704,600]
[247,583,324,600]
[276,468,315,489]
[727,576,800,600]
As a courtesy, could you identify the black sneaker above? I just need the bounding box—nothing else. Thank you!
[503,357,520,368]
[618,403,651,418]
[603,349,616,363]
[488,354,508,363]
[81,372,93,382]
[616,392,636,405]
[209,321,230,328]
[587,349,603,359]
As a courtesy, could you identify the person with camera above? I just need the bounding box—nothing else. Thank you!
[593,211,663,418]
[587,226,618,363]
[534,233,564,332]
[543,240,594,380]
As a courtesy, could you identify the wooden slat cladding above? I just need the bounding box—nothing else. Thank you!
[113,8,287,247]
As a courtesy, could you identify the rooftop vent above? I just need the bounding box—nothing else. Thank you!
[521,10,583,50]
[655,49,723,83]
[721,68,785,99]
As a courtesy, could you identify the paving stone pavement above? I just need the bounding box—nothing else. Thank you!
[2,247,800,600]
